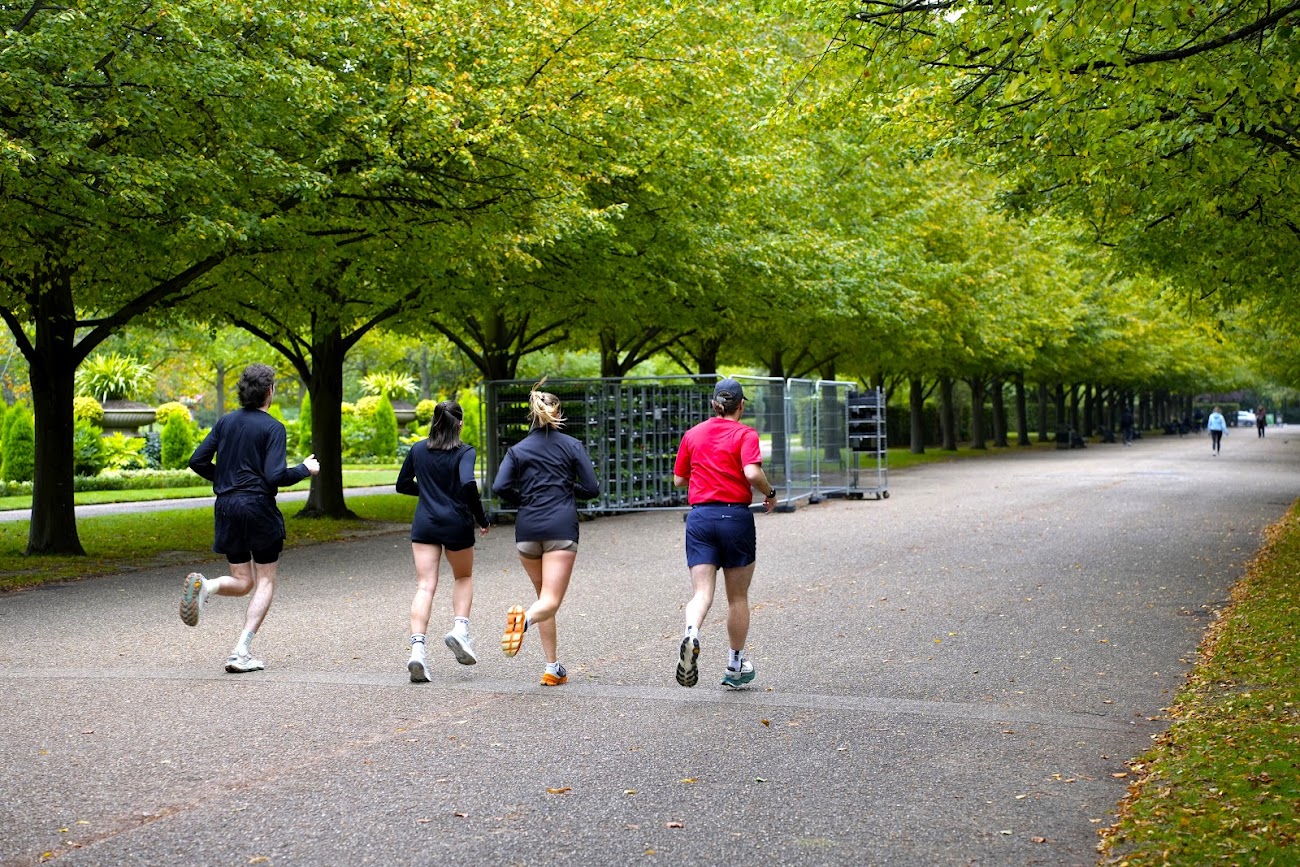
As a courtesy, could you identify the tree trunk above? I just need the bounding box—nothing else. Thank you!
[990,376,1008,448]
[939,377,957,451]
[25,282,84,554]
[1015,374,1031,446]
[909,376,926,454]
[967,377,987,449]
[1036,381,1049,443]
[298,326,358,520]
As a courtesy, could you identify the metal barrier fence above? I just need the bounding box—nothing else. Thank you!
[480,375,885,514]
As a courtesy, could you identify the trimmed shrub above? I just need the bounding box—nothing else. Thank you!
[160,414,194,470]
[355,395,381,419]
[1,405,35,482]
[73,469,199,491]
[74,396,104,426]
[371,394,398,461]
[154,401,192,427]
[414,398,437,427]
[458,390,482,451]
[102,432,149,471]
[73,420,108,477]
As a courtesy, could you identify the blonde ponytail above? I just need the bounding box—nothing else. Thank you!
[528,379,564,430]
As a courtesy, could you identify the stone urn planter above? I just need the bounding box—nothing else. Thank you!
[100,400,157,436]
[393,400,417,434]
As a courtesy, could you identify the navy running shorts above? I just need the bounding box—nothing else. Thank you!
[213,493,285,564]
[685,504,756,569]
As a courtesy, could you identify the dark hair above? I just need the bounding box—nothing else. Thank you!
[711,389,743,417]
[237,364,276,410]
[426,400,464,450]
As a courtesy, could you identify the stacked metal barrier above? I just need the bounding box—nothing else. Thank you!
[480,375,887,514]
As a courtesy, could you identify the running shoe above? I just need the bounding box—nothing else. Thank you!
[408,655,431,683]
[224,653,265,674]
[721,658,755,689]
[540,662,568,686]
[501,605,526,657]
[179,572,207,627]
[675,635,700,688]
[444,631,478,666]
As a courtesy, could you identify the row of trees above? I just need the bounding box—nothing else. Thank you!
[1,2,1288,555]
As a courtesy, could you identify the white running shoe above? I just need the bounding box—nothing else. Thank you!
[444,631,478,666]
[224,653,264,673]
[408,655,431,683]
[721,658,756,689]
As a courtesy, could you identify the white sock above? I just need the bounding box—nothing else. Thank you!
[545,661,561,675]
[234,629,255,657]
[410,635,426,655]
[728,649,744,669]
[203,577,223,598]
[685,624,699,640]
[453,617,470,637]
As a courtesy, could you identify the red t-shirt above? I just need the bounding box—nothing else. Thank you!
[674,417,762,504]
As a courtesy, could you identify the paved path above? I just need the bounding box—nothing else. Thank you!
[2,430,1298,866]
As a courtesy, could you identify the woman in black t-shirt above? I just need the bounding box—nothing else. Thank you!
[396,400,490,682]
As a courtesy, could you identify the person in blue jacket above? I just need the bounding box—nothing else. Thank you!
[396,399,491,682]
[181,363,319,673]
[1206,406,1227,455]
[492,382,600,685]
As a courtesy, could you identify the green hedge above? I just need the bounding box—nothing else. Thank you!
[73,469,201,492]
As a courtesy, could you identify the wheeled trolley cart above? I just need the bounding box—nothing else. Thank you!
[847,388,889,499]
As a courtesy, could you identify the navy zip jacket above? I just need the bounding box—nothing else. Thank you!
[396,442,489,546]
[492,428,600,542]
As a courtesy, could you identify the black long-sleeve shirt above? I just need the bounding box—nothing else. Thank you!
[492,428,599,542]
[396,442,489,546]
[189,408,311,497]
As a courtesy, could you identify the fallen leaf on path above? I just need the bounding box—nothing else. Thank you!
[680,777,698,784]
[665,822,683,829]
[546,787,572,795]
[760,719,770,727]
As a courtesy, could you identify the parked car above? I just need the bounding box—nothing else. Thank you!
[1237,410,1256,426]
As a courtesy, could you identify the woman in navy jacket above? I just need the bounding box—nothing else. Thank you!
[492,382,599,685]
[396,400,490,682]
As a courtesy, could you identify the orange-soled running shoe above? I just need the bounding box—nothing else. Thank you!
[501,605,526,657]
[540,663,567,686]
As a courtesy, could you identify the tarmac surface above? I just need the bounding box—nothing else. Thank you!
[2,428,1297,866]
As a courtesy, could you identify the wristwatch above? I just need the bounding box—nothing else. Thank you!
[765,489,776,499]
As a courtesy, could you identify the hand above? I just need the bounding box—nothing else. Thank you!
[762,492,776,513]
[479,524,491,537]
[303,454,321,475]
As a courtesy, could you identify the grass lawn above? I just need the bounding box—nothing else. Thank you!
[0,493,415,592]
[1099,503,1300,863]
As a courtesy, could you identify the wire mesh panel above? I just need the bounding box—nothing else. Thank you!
[480,374,878,514]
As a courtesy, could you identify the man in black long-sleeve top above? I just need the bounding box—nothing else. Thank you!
[180,363,320,673]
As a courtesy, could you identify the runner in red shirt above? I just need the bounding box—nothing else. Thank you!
[671,378,776,688]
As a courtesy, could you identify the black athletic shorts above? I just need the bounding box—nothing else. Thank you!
[213,493,285,564]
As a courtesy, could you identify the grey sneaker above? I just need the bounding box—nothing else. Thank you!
[444,631,478,666]
[179,572,207,627]
[721,658,755,689]
[225,653,264,674]
[675,635,700,688]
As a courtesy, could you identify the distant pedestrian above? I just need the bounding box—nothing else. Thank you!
[1120,408,1134,446]
[671,378,777,690]
[396,400,491,683]
[181,363,320,673]
[1206,406,1227,456]
[1256,407,1267,438]
[492,382,600,686]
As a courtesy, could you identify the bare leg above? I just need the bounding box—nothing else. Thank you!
[241,561,278,637]
[684,563,719,631]
[409,542,443,636]
[521,550,576,664]
[721,563,755,652]
[444,546,475,620]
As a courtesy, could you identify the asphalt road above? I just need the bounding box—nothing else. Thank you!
[2,428,1297,866]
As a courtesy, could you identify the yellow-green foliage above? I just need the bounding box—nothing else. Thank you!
[371,394,398,460]
[414,398,437,426]
[1,405,35,482]
[74,396,105,426]
[154,401,192,426]
[354,395,381,418]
